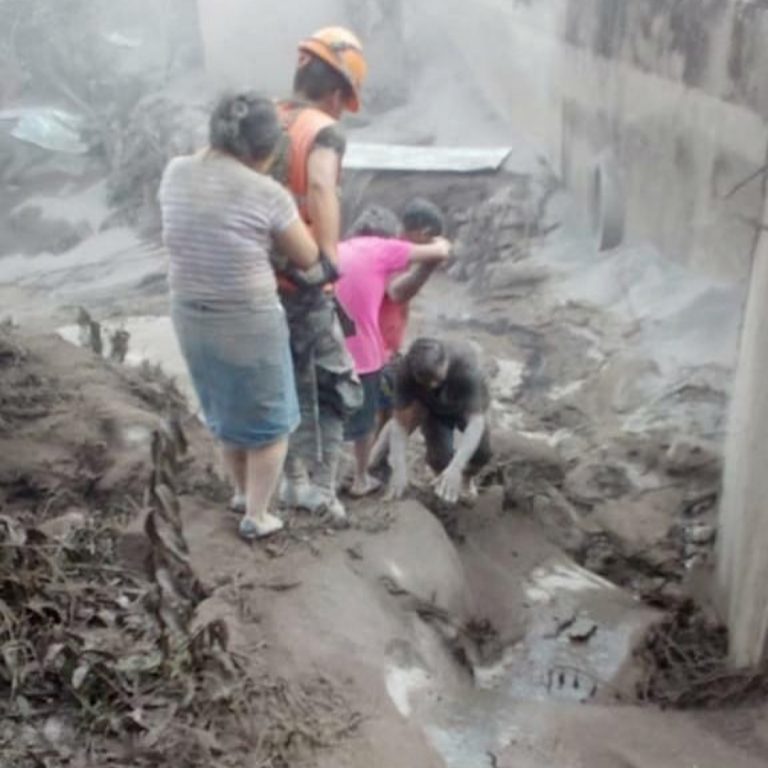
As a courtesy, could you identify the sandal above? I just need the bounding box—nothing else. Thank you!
[238,513,284,541]
[348,475,383,498]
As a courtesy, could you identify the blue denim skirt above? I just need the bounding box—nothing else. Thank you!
[171,298,299,448]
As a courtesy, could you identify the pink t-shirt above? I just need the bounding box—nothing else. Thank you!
[336,236,413,374]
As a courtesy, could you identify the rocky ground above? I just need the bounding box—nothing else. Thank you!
[2,112,768,765]
[1,321,767,767]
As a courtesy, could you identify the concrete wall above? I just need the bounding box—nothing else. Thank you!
[410,0,768,280]
[559,0,768,279]
[717,187,768,666]
[198,0,768,279]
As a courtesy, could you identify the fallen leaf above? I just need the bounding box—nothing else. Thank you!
[71,663,90,690]
[43,642,66,668]
[116,651,164,674]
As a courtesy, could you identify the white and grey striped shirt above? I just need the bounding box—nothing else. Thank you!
[159,151,297,306]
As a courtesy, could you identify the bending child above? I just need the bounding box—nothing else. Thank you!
[386,338,492,504]
[335,207,452,497]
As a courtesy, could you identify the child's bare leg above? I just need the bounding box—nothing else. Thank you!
[350,431,381,496]
[369,419,392,469]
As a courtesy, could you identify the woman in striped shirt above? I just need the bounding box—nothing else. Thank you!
[160,93,319,540]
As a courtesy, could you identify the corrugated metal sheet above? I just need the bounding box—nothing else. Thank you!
[343,143,511,173]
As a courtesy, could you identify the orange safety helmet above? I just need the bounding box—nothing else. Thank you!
[297,26,367,113]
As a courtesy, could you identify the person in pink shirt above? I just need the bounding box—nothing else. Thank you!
[378,198,447,423]
[336,206,452,496]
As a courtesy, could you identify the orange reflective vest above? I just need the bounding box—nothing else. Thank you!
[276,101,337,225]
[274,101,340,296]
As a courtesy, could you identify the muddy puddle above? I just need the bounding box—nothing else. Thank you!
[381,498,659,766]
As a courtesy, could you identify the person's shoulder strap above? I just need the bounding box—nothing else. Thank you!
[277,100,336,141]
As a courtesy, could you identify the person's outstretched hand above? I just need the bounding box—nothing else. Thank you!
[433,463,462,504]
[386,464,409,501]
[431,236,453,258]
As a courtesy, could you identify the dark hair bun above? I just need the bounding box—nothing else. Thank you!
[209,93,282,164]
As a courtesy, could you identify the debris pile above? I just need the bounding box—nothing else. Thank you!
[449,174,561,291]
[494,430,721,594]
[106,92,208,231]
[6,203,93,256]
[1,0,208,239]
[636,601,768,709]
[483,425,742,711]
[0,328,359,767]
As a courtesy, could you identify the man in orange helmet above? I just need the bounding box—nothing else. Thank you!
[271,27,368,522]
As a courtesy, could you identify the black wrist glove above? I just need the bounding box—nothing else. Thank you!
[318,250,340,283]
[285,250,339,289]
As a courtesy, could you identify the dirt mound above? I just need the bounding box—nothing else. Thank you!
[0,329,171,522]
[0,328,358,767]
